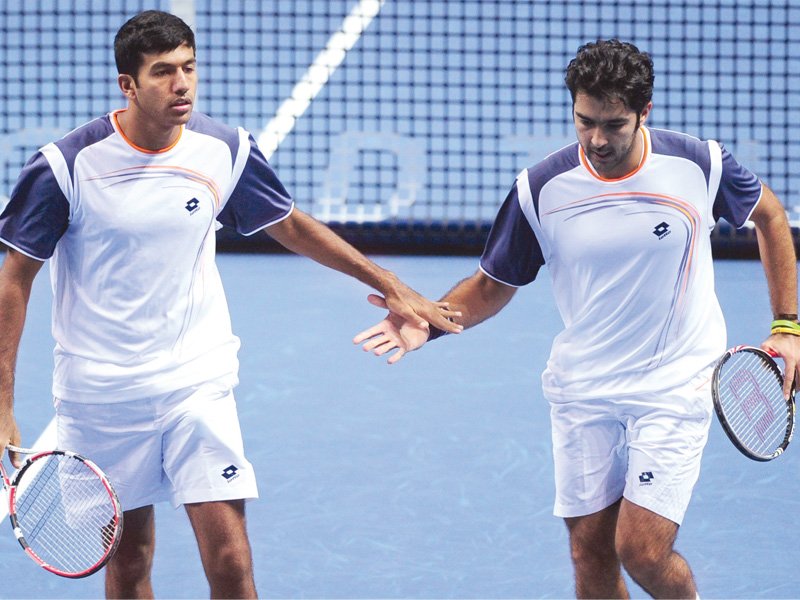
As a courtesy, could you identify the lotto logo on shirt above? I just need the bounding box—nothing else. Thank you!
[185,197,200,215]
[652,221,671,240]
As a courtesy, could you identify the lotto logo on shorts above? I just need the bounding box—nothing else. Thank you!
[638,471,655,485]
[185,197,200,214]
[221,464,240,482]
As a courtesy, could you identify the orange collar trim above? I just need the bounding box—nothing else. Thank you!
[579,127,650,182]
[112,109,183,154]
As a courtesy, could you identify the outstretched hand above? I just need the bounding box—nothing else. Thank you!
[379,277,462,336]
[354,294,454,364]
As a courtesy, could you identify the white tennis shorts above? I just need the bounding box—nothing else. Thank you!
[548,366,714,525]
[54,379,258,511]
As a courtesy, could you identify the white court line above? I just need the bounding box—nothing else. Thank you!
[170,0,196,30]
[256,0,386,159]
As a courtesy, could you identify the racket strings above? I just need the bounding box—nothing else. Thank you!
[719,352,790,456]
[13,455,118,574]
[16,463,114,571]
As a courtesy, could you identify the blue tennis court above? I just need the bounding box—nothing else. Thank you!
[1,253,797,598]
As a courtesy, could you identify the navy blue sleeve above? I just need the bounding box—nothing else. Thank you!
[712,143,762,228]
[0,151,69,259]
[217,135,294,235]
[480,184,544,286]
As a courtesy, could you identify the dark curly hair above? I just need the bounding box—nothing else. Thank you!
[564,39,654,114]
[114,10,195,80]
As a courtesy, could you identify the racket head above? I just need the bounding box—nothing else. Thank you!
[712,345,796,461]
[6,449,124,578]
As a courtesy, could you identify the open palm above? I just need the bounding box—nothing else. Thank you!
[354,294,434,364]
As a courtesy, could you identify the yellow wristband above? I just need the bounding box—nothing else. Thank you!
[770,326,800,336]
[771,319,800,331]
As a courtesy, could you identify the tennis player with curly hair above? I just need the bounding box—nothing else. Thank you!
[356,39,800,598]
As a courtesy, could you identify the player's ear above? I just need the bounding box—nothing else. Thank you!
[118,73,136,99]
[639,101,653,125]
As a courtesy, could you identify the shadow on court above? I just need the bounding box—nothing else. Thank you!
[1,254,797,598]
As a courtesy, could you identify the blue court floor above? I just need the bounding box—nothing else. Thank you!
[1,254,798,598]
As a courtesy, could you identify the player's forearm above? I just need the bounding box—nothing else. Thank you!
[266,209,399,293]
[0,251,40,412]
[439,271,516,330]
[0,283,29,412]
[752,188,798,318]
[757,227,797,318]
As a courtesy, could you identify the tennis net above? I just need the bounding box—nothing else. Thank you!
[1,1,797,255]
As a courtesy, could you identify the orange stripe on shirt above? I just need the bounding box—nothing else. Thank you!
[85,165,222,210]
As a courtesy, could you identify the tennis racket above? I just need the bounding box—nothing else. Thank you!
[0,444,123,578]
[711,345,795,461]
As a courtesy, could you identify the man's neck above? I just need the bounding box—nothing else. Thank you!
[116,108,181,151]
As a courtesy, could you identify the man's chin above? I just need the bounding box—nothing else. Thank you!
[169,104,194,123]
[589,154,624,176]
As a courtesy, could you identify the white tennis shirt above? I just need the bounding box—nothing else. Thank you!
[480,127,762,401]
[0,110,294,402]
